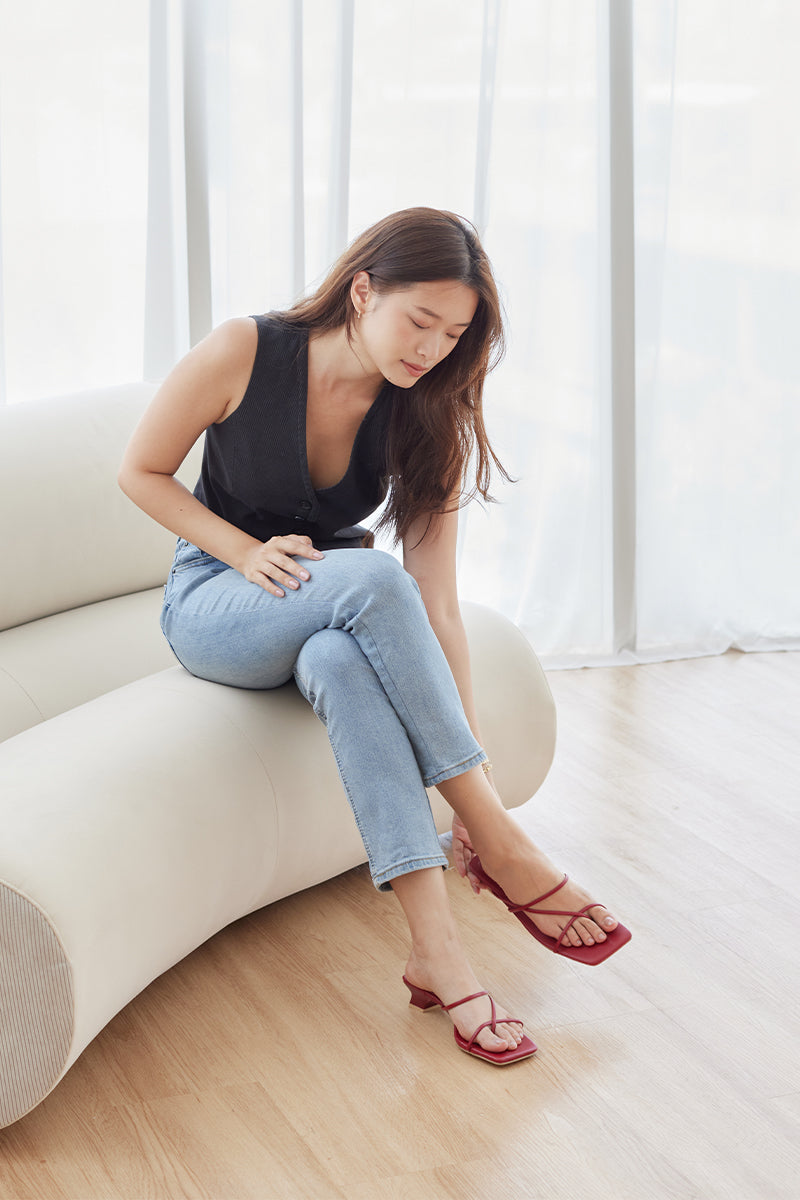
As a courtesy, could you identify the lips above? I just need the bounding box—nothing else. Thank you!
[402,361,427,378]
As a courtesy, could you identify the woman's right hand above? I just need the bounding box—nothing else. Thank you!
[240,534,325,597]
[451,813,483,895]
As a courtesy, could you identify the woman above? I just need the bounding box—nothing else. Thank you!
[119,207,629,1067]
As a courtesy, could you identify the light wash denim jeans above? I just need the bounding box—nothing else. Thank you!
[160,540,486,889]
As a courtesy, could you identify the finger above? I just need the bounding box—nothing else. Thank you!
[253,561,304,596]
[256,575,286,598]
[454,843,480,893]
[260,556,312,588]
[466,865,482,895]
[276,536,325,560]
[452,839,467,878]
[278,555,311,583]
[452,816,475,852]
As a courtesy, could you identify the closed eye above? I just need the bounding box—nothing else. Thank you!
[412,317,460,340]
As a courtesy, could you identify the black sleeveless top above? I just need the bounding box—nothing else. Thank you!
[194,315,394,551]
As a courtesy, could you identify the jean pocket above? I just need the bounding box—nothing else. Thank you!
[171,541,218,574]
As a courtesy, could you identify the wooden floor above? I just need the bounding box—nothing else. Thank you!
[1,650,799,1200]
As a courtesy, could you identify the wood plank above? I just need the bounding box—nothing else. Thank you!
[1,650,799,1199]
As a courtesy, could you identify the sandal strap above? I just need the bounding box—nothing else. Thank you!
[508,872,570,910]
[505,875,600,948]
[442,991,524,1052]
[441,990,490,1012]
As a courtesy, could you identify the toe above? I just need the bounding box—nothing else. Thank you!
[501,1021,524,1047]
[579,916,603,944]
[597,908,618,932]
[589,906,618,938]
[478,1027,513,1053]
[493,1023,524,1051]
[571,909,619,946]
[563,917,595,947]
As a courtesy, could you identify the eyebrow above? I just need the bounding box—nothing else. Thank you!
[414,305,472,328]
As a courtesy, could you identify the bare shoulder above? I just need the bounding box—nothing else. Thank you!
[205,316,259,363]
[182,317,259,422]
[120,317,262,479]
[201,317,258,383]
[141,317,259,437]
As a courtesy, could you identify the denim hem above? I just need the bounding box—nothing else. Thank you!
[374,854,449,892]
[423,748,487,789]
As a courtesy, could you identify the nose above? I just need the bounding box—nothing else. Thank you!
[416,331,441,363]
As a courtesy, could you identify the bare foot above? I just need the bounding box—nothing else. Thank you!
[478,847,620,949]
[404,949,525,1055]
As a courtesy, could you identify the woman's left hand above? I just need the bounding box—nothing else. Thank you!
[451,814,482,894]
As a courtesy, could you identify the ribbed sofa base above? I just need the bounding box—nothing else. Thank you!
[0,886,74,1127]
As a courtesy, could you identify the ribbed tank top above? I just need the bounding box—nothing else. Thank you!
[194,315,394,551]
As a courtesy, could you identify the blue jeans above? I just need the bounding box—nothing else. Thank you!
[160,540,486,889]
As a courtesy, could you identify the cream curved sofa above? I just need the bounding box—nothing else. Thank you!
[0,386,557,1128]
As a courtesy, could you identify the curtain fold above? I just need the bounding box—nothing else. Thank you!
[0,0,797,662]
[144,0,190,381]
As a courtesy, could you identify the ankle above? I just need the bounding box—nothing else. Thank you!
[404,945,484,1009]
[476,831,540,874]
[407,927,463,972]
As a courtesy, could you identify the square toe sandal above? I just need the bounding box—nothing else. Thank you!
[403,975,537,1066]
[469,856,632,965]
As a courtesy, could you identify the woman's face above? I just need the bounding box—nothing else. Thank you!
[353,276,479,388]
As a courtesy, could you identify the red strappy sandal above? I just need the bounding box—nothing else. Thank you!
[469,856,632,965]
[403,976,537,1065]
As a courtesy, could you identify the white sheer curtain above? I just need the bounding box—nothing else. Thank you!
[1,0,798,663]
[0,1,149,403]
[633,2,800,659]
[457,2,611,664]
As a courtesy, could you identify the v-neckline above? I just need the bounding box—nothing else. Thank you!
[301,336,389,495]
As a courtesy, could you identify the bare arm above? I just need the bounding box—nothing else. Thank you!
[403,502,491,888]
[402,504,483,743]
[118,317,323,596]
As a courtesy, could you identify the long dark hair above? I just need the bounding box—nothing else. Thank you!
[277,207,511,543]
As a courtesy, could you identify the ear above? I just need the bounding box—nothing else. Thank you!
[350,270,373,317]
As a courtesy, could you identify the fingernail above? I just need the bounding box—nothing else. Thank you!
[312,551,324,559]
[299,570,310,580]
